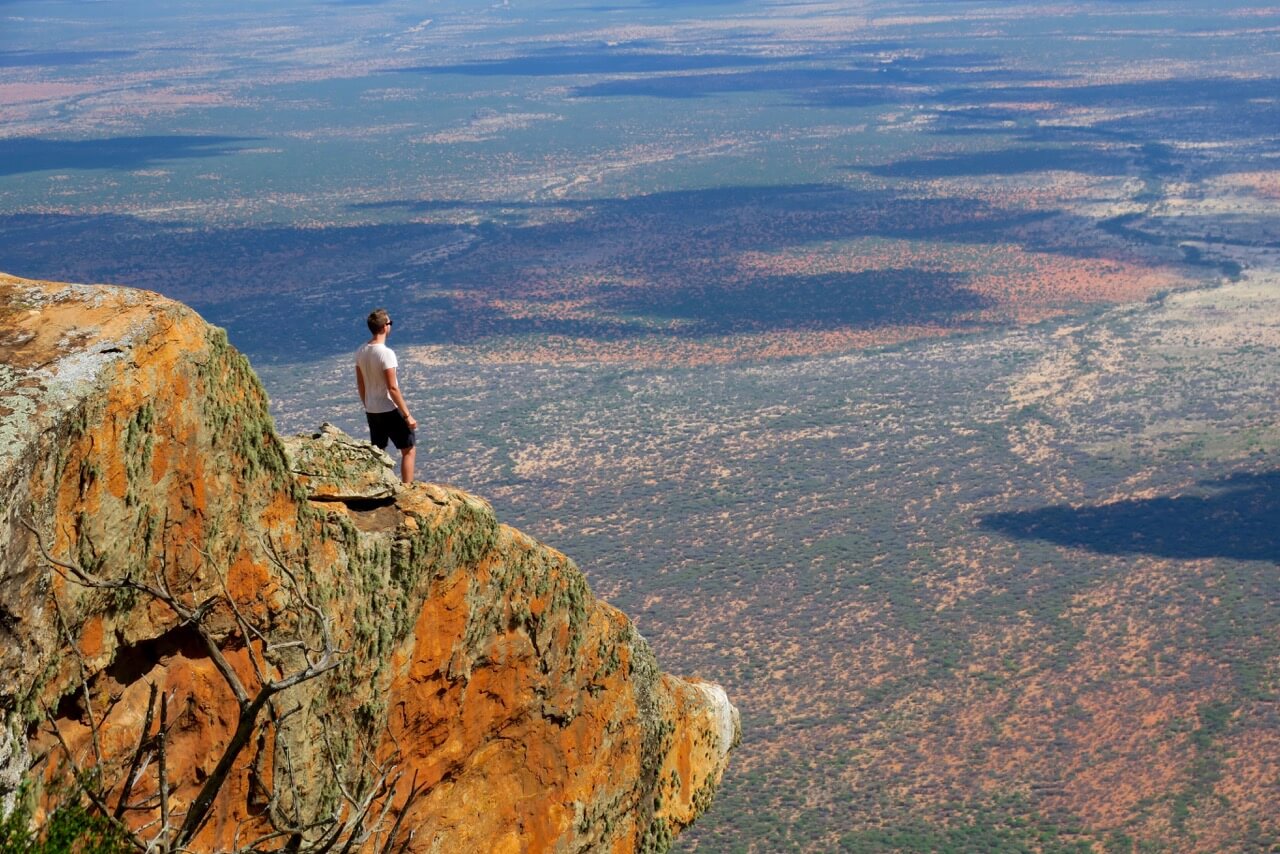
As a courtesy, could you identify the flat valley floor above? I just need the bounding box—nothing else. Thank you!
[3,0,1279,848]
[269,258,1280,851]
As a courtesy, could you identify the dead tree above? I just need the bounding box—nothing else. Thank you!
[22,520,425,853]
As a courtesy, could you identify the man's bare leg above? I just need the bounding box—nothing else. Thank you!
[401,446,416,484]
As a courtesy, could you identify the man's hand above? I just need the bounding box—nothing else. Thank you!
[406,415,418,430]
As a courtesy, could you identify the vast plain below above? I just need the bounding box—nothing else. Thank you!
[3,0,1279,849]
[271,251,1280,851]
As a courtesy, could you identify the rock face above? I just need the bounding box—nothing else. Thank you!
[281,422,401,501]
[0,272,738,852]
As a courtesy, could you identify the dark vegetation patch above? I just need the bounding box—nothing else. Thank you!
[395,49,775,77]
[865,146,1142,179]
[572,60,1051,99]
[601,269,989,333]
[0,185,1054,358]
[924,77,1280,145]
[0,136,256,177]
[0,49,135,67]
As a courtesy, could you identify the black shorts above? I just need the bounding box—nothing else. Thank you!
[366,410,415,451]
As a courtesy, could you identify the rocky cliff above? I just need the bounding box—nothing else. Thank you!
[0,272,738,852]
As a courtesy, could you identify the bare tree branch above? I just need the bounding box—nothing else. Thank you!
[49,595,105,772]
[24,516,406,853]
[41,703,148,854]
[24,517,252,709]
[115,682,158,820]
[379,771,427,854]
[265,537,340,662]
[157,692,171,854]
[206,546,274,690]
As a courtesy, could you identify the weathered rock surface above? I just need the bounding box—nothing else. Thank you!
[282,421,400,501]
[0,272,738,851]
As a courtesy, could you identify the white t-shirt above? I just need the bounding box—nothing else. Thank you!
[355,341,398,414]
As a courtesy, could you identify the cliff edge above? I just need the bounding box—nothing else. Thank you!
[0,272,738,852]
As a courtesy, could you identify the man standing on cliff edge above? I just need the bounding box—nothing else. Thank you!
[356,308,417,483]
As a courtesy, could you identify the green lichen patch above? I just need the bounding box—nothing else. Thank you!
[572,790,633,849]
[689,770,720,821]
[626,624,678,846]
[195,327,291,492]
[452,527,593,688]
[638,815,673,854]
[121,402,154,508]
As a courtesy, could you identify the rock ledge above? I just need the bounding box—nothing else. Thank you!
[0,272,737,852]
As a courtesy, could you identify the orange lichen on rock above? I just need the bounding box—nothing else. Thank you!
[0,272,737,852]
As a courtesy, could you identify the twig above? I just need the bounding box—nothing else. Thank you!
[379,771,426,854]
[41,703,147,853]
[50,596,104,771]
[174,644,338,852]
[207,546,272,688]
[116,682,158,820]
[158,692,171,853]
[24,519,169,603]
[23,517,393,853]
[319,719,359,807]
[24,517,252,710]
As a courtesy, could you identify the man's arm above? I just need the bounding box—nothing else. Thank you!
[383,367,418,430]
[355,365,366,406]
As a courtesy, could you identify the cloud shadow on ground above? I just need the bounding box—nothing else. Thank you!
[0,180,1187,361]
[600,269,989,333]
[572,60,1050,99]
[862,145,1154,179]
[917,76,1280,149]
[0,49,135,68]
[979,472,1280,562]
[0,135,257,177]
[393,48,775,78]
